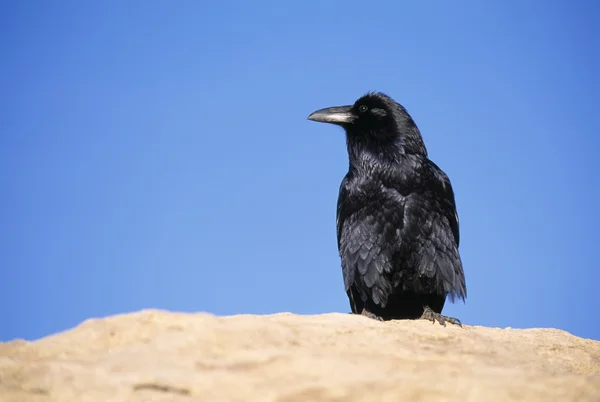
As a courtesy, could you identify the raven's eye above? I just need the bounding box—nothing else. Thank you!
[358,105,368,113]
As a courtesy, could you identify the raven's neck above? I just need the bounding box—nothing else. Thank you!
[346,135,427,177]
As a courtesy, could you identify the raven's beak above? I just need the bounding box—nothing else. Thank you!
[307,105,355,125]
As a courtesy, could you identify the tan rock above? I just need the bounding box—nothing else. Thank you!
[1,310,599,401]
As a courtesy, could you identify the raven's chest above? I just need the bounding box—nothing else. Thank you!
[341,174,405,217]
[338,180,406,251]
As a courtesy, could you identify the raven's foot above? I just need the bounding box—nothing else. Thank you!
[419,306,462,327]
[360,309,384,321]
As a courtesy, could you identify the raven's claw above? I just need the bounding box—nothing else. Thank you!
[361,309,384,321]
[419,305,462,327]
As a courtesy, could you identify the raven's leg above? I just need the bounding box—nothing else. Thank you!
[360,308,384,321]
[419,305,462,327]
[347,287,363,314]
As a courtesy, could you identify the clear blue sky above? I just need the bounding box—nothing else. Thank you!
[2,1,599,342]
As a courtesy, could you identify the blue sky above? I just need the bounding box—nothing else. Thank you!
[2,1,599,342]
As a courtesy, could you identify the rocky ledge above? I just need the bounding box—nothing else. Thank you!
[1,310,599,401]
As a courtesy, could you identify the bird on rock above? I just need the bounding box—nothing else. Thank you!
[307,92,466,326]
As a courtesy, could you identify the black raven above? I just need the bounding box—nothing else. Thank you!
[307,92,466,326]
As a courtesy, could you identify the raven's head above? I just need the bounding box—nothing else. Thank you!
[307,92,426,157]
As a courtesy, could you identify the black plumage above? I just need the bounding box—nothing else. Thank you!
[307,92,466,325]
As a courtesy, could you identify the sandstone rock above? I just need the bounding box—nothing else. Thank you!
[1,310,599,401]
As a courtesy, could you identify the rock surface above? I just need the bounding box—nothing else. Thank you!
[1,310,599,401]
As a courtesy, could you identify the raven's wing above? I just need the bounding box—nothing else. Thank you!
[435,164,460,248]
[403,161,466,301]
